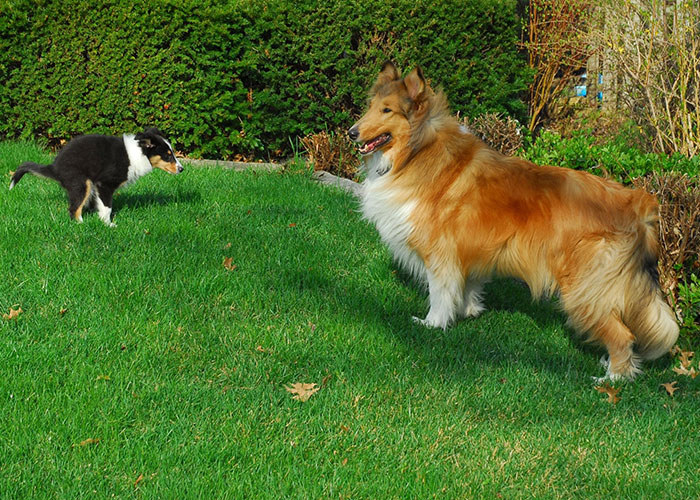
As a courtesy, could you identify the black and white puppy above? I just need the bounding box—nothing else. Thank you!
[9,127,183,226]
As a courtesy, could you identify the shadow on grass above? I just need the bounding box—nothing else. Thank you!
[280,259,602,382]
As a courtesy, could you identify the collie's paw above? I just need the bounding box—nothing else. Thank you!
[463,302,485,318]
[412,315,447,330]
[592,355,639,384]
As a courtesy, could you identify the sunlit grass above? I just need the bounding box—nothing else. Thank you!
[0,141,698,499]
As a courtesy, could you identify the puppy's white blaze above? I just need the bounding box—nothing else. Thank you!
[163,138,182,168]
[123,134,153,184]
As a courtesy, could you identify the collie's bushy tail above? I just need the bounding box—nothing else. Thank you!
[629,199,679,360]
[9,162,58,190]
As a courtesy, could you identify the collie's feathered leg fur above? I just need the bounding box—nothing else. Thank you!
[414,266,464,329]
[461,278,486,318]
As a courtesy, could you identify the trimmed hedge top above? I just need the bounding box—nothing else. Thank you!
[0,0,530,159]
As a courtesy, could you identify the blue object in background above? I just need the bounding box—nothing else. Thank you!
[575,85,587,97]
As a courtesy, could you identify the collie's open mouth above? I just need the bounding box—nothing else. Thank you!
[359,133,392,155]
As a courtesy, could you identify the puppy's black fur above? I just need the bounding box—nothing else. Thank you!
[10,127,183,225]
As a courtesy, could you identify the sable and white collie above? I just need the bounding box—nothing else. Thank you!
[348,62,678,381]
[9,127,183,226]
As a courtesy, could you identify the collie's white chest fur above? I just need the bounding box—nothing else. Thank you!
[361,152,426,281]
[123,134,153,185]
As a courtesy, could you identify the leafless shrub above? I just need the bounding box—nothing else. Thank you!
[633,172,700,298]
[593,1,700,157]
[521,0,593,132]
[463,113,524,156]
[301,130,360,179]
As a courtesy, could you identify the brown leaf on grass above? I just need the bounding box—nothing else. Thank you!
[672,365,698,378]
[96,375,111,381]
[59,308,68,316]
[285,382,319,402]
[670,345,682,357]
[661,381,679,397]
[78,438,100,447]
[595,383,621,404]
[134,474,144,488]
[288,223,297,228]
[222,257,237,271]
[678,350,694,368]
[3,307,22,320]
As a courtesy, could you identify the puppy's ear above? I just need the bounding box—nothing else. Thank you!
[403,66,426,101]
[376,61,400,86]
[135,131,155,149]
[143,127,163,137]
[135,128,162,149]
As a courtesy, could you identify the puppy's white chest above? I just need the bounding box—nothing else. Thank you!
[123,134,153,185]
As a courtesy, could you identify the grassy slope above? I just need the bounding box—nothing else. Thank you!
[0,142,698,499]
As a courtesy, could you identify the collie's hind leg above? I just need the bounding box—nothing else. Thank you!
[590,314,641,382]
[413,268,463,329]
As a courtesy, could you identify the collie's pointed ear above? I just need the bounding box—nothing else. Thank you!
[376,61,400,86]
[403,66,426,101]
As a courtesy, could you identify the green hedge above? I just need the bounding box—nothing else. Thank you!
[521,131,700,181]
[0,0,530,159]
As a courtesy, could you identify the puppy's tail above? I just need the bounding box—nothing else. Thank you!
[9,162,57,190]
[628,192,679,360]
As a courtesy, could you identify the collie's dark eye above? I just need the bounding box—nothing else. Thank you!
[383,108,392,113]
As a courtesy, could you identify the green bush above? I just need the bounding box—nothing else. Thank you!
[521,130,700,181]
[0,0,530,159]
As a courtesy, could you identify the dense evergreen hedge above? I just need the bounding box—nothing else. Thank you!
[0,0,530,159]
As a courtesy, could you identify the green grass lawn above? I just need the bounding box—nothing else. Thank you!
[1,141,698,499]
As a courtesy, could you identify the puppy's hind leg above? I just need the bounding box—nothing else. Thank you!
[413,267,464,329]
[67,179,93,222]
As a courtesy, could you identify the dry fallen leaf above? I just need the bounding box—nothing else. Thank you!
[223,257,237,271]
[78,438,100,447]
[285,382,319,402]
[661,381,679,397]
[678,350,694,368]
[59,307,68,316]
[3,307,22,320]
[595,383,620,404]
[288,223,297,228]
[96,375,111,381]
[134,474,144,488]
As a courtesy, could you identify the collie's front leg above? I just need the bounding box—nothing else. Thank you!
[413,269,463,329]
[461,278,487,318]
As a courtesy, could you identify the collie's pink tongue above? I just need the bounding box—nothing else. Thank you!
[359,133,390,154]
